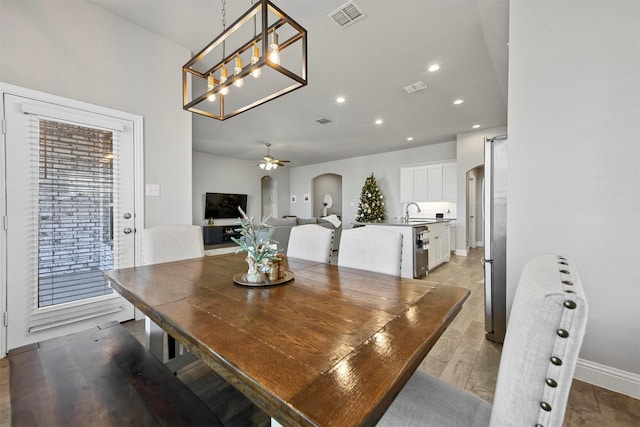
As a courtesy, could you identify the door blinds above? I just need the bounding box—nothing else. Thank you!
[21,106,128,330]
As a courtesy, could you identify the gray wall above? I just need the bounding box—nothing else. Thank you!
[192,151,290,226]
[0,0,193,227]
[289,142,457,228]
[455,126,507,254]
[508,0,640,386]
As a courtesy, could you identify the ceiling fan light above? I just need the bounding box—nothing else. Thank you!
[259,163,265,169]
[272,163,278,170]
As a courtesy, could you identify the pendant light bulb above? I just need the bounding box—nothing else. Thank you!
[234,55,244,88]
[272,163,278,170]
[207,74,216,102]
[220,65,229,96]
[251,43,262,78]
[268,31,280,65]
[265,163,272,171]
[259,163,266,170]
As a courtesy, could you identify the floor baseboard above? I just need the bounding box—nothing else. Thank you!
[575,358,640,399]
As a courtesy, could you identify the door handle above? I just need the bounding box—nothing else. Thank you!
[123,227,133,234]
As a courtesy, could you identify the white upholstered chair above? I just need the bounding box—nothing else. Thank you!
[141,225,204,370]
[338,226,403,276]
[142,224,205,265]
[287,224,334,263]
[378,254,589,427]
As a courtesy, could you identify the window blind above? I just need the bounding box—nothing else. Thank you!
[36,118,117,307]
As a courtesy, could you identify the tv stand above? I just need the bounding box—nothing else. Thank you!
[203,225,242,246]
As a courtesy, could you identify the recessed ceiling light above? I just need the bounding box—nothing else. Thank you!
[453,99,464,105]
[428,64,440,72]
[336,96,345,103]
[375,119,383,125]
[406,137,414,141]
[472,124,481,129]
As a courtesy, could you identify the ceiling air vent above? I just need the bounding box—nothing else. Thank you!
[403,81,428,94]
[328,1,366,29]
[315,117,332,124]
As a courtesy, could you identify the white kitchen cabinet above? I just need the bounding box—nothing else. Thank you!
[400,166,428,202]
[427,164,443,200]
[444,163,457,201]
[428,222,451,270]
[448,220,456,252]
[400,162,457,202]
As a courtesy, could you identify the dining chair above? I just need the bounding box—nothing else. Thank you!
[142,224,205,265]
[377,254,589,427]
[338,226,403,276]
[141,224,204,370]
[287,224,334,263]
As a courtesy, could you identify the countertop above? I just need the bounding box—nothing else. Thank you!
[355,218,454,227]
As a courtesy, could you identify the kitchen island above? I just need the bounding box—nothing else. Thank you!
[356,219,452,278]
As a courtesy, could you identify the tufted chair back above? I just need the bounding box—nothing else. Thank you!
[338,226,403,276]
[142,224,205,265]
[378,254,588,427]
[489,254,589,426]
[287,224,334,263]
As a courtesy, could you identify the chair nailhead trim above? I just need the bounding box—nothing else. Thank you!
[562,280,573,285]
[564,300,577,309]
[550,356,563,366]
[535,424,544,427]
[540,401,552,412]
[559,269,570,274]
[545,378,558,388]
[558,261,568,265]
[557,329,569,338]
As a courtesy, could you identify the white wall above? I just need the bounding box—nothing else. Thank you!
[0,0,192,227]
[455,126,507,254]
[192,151,290,226]
[289,142,457,227]
[508,0,640,391]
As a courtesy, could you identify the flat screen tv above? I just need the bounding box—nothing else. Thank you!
[204,193,247,219]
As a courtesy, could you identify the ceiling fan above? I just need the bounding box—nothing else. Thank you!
[259,143,289,170]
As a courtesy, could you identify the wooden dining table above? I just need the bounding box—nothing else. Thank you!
[104,252,470,427]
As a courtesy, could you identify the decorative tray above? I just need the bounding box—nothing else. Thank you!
[233,271,294,287]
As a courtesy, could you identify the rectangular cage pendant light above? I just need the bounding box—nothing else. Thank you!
[182,0,307,121]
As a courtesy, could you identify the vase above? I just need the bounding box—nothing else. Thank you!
[245,256,265,283]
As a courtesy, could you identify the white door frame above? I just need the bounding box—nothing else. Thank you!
[0,82,144,356]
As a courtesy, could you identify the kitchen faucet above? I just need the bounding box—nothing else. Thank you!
[405,202,421,222]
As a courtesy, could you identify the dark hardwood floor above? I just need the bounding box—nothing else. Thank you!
[1,248,638,426]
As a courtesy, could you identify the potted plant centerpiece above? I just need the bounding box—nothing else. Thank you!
[231,207,278,283]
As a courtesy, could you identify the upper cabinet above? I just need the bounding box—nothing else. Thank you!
[400,162,457,203]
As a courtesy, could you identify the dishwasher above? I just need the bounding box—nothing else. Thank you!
[413,226,430,278]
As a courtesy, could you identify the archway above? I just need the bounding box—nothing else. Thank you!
[312,173,342,218]
[261,175,278,218]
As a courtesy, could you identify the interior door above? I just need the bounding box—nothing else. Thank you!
[467,171,477,249]
[3,94,135,350]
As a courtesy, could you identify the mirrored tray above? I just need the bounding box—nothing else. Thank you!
[233,271,294,287]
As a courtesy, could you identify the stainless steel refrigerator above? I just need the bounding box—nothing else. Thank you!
[483,135,508,344]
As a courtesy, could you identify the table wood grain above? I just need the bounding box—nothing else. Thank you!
[104,253,469,427]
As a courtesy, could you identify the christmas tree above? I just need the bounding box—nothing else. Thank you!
[356,173,386,223]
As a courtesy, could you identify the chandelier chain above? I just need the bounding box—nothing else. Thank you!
[221,0,226,30]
